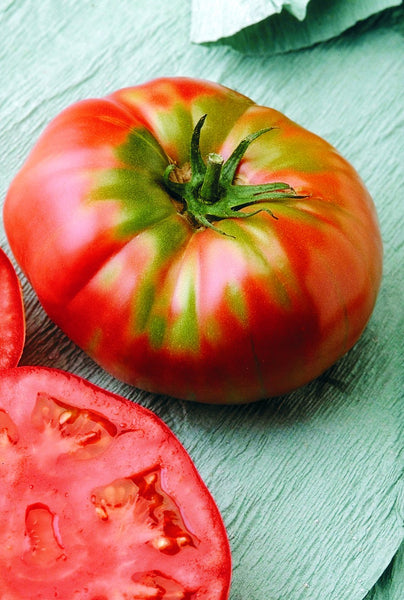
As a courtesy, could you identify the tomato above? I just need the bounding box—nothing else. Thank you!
[0,247,25,369]
[0,366,231,598]
[4,77,382,403]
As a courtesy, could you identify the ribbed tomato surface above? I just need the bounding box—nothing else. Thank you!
[4,78,382,402]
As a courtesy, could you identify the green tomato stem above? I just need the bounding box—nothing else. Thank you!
[163,114,301,235]
[199,153,224,204]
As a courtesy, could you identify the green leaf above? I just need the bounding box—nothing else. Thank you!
[191,0,402,54]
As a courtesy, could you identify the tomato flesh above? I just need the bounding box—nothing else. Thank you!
[0,248,25,369]
[0,367,231,599]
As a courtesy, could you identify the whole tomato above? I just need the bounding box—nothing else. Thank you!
[4,78,382,403]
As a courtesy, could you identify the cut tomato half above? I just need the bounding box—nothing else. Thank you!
[0,367,231,599]
[0,248,25,369]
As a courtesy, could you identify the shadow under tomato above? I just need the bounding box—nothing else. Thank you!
[163,319,384,436]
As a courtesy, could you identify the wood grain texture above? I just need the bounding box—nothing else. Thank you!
[0,1,403,598]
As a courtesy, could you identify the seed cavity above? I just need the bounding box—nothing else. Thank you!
[0,409,19,445]
[131,569,193,599]
[91,467,197,554]
[24,503,65,566]
[31,393,118,458]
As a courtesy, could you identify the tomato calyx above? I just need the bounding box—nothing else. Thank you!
[163,114,300,236]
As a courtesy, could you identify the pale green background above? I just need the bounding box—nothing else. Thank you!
[0,2,403,599]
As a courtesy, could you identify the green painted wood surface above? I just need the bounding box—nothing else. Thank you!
[0,2,403,598]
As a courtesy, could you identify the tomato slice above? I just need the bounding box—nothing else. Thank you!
[0,248,25,369]
[0,367,231,599]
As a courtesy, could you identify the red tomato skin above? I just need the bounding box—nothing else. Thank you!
[0,366,231,598]
[0,248,25,369]
[4,78,383,403]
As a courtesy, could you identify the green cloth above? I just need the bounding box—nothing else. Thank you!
[190,0,311,42]
[191,0,402,54]
[1,1,403,598]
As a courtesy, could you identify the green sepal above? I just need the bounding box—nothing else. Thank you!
[163,114,302,235]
